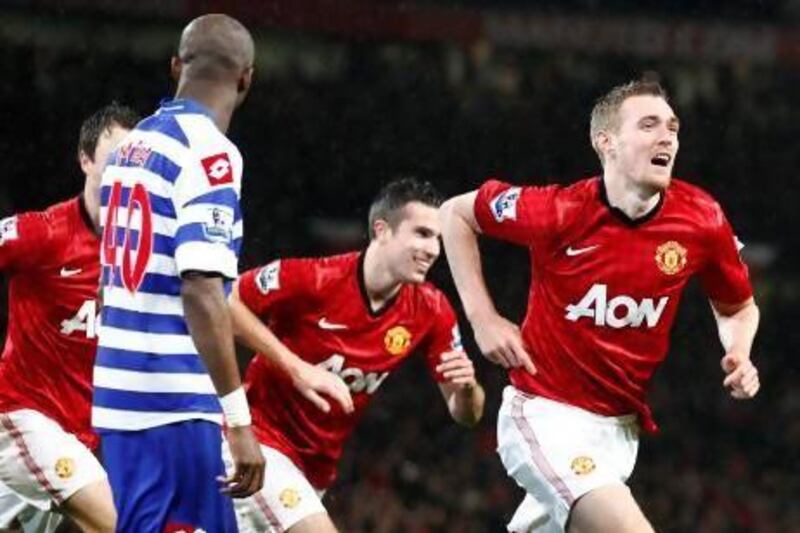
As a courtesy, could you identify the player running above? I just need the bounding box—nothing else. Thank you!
[93,14,263,532]
[0,103,137,532]
[225,178,486,532]
[439,79,760,532]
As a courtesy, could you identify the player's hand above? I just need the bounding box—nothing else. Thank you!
[721,352,760,399]
[436,350,477,388]
[471,311,536,375]
[291,359,354,414]
[221,425,265,498]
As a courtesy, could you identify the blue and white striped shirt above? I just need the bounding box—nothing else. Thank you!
[93,99,243,431]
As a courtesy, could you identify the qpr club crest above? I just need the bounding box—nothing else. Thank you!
[490,187,521,222]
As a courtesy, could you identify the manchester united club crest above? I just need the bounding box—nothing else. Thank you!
[570,456,596,476]
[655,241,687,275]
[55,457,75,479]
[279,487,301,509]
[384,326,412,356]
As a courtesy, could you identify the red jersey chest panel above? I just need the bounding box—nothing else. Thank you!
[538,204,707,334]
[241,253,454,403]
[12,199,101,343]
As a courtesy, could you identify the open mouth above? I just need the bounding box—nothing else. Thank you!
[651,153,671,167]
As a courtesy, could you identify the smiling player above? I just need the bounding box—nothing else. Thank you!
[225,178,485,532]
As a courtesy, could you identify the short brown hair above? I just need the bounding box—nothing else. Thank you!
[78,102,139,161]
[368,178,442,239]
[590,80,669,165]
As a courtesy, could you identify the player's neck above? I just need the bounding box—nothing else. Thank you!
[174,84,236,134]
[362,245,403,311]
[602,173,661,220]
[82,180,101,233]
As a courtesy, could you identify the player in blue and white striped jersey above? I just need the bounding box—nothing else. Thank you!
[94,14,264,532]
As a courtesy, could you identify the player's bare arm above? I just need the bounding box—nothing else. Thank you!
[436,350,485,427]
[712,297,760,399]
[229,280,354,414]
[439,192,536,374]
[181,272,265,497]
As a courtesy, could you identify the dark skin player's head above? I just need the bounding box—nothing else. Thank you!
[170,14,255,133]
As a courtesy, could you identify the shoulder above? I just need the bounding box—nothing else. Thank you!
[408,281,453,316]
[266,252,357,290]
[667,178,727,227]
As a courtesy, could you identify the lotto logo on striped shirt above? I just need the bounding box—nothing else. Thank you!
[201,153,233,186]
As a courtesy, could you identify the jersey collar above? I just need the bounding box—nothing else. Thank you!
[598,177,664,227]
[156,98,214,119]
[357,251,401,318]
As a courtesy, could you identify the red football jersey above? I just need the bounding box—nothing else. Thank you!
[0,197,100,449]
[474,177,752,432]
[238,252,461,489]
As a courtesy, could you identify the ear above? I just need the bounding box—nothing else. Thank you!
[170,56,182,83]
[78,150,93,178]
[373,219,391,242]
[595,130,614,160]
[238,66,254,95]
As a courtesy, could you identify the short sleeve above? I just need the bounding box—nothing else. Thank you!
[473,179,559,247]
[0,212,52,272]
[238,259,310,317]
[421,292,464,384]
[697,204,753,305]
[173,134,243,280]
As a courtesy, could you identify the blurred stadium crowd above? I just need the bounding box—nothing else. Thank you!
[1,3,798,531]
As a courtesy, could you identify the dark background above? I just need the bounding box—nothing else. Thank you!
[0,1,797,531]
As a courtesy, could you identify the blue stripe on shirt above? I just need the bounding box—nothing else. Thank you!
[101,185,175,219]
[102,268,182,296]
[183,188,240,216]
[95,347,207,374]
[93,388,220,414]
[175,222,237,250]
[136,115,190,148]
[102,306,188,335]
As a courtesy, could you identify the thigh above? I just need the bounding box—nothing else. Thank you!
[223,442,328,533]
[0,410,105,511]
[568,484,654,533]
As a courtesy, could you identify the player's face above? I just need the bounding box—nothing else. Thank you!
[383,202,441,284]
[608,95,679,192]
[81,125,130,186]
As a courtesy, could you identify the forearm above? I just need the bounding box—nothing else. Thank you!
[714,298,760,357]
[440,195,497,321]
[444,383,485,427]
[229,294,302,378]
[182,273,242,396]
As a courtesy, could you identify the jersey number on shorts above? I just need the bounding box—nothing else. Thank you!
[60,299,99,338]
[102,181,154,294]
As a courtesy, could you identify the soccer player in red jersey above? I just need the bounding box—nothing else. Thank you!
[223,178,486,532]
[0,103,137,532]
[440,80,760,532]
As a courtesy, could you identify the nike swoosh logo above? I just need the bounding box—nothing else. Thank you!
[318,317,348,330]
[60,267,83,277]
[565,245,599,257]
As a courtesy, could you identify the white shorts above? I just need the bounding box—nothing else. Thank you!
[0,409,106,512]
[0,479,63,531]
[222,441,327,532]
[497,386,639,532]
